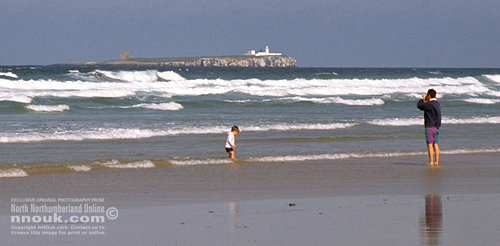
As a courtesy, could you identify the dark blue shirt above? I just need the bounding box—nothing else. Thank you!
[417,99,441,128]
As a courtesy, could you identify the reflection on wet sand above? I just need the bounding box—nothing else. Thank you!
[229,202,239,231]
[421,195,443,246]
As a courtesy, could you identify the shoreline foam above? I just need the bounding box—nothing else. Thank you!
[1,148,498,178]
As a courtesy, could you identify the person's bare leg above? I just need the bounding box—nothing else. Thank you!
[228,151,235,160]
[427,143,434,166]
[434,143,440,166]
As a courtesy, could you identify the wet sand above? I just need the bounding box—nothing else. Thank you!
[1,152,500,245]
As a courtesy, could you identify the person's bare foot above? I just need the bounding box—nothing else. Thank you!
[428,163,440,169]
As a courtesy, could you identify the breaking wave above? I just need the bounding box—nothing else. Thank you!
[244,123,356,131]
[100,160,155,169]
[67,165,92,172]
[0,93,33,103]
[0,123,356,143]
[367,116,500,126]
[227,76,490,97]
[119,102,183,111]
[1,116,499,143]
[25,104,70,112]
[283,96,385,105]
[93,70,185,82]
[484,74,500,83]
[462,98,500,104]
[167,147,500,165]
[2,147,499,176]
[0,72,18,79]
[367,118,422,126]
[249,147,500,163]
[0,72,497,104]
[443,116,500,125]
[0,168,29,178]
[170,159,234,166]
[157,71,186,81]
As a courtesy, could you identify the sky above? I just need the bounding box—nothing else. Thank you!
[1,0,499,67]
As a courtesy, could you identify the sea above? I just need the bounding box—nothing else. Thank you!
[0,66,499,177]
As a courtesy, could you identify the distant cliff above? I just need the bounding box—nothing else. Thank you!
[67,55,297,68]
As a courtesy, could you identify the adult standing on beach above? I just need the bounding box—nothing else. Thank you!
[417,89,441,166]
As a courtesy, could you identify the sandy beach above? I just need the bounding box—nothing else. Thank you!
[1,0,499,244]
[1,152,499,245]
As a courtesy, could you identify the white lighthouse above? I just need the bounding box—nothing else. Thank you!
[245,45,282,56]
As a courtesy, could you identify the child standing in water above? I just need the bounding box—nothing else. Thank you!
[225,125,239,160]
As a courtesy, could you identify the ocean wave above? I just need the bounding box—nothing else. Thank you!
[485,91,500,97]
[0,123,355,143]
[157,71,186,81]
[249,147,500,162]
[25,104,70,112]
[0,127,231,143]
[441,148,500,154]
[0,75,495,102]
[315,72,338,76]
[94,70,158,82]
[0,72,19,79]
[170,159,234,166]
[0,115,498,143]
[228,76,490,97]
[367,116,500,126]
[0,93,33,103]
[0,168,28,178]
[0,116,498,143]
[444,116,500,125]
[484,74,500,83]
[367,118,422,126]
[250,152,419,162]
[100,160,155,169]
[67,70,97,82]
[428,71,442,75]
[0,79,138,100]
[462,98,500,104]
[67,165,92,172]
[167,147,500,165]
[2,147,498,176]
[0,128,184,143]
[244,123,357,131]
[252,153,349,162]
[0,75,195,103]
[119,102,183,111]
[284,96,385,105]
[223,99,255,103]
[93,70,185,82]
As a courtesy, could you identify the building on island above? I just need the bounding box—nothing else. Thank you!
[245,45,282,56]
[119,51,132,60]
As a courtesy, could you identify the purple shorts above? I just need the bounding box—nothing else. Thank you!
[425,127,439,144]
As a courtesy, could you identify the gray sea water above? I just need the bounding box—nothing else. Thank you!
[0,66,499,176]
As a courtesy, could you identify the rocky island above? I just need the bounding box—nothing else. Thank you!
[67,46,297,68]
